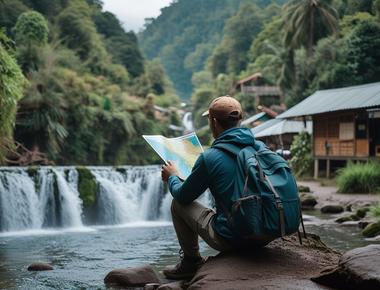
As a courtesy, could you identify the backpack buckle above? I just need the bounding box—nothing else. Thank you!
[275,198,283,210]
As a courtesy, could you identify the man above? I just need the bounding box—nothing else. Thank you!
[161,96,257,280]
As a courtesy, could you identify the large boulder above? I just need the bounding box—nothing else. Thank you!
[27,262,53,271]
[321,205,344,214]
[187,234,340,290]
[104,265,160,287]
[312,244,380,290]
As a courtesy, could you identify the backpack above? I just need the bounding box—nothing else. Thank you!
[213,140,306,244]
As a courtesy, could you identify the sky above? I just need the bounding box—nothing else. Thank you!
[102,0,172,32]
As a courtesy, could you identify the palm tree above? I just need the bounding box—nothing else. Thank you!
[283,0,339,56]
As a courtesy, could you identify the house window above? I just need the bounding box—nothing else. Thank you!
[339,122,354,140]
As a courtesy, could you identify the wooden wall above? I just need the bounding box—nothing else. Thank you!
[313,112,369,158]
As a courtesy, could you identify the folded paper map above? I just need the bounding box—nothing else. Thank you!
[143,132,203,179]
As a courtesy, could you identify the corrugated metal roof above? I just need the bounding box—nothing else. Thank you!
[251,119,282,135]
[254,120,312,138]
[241,112,266,126]
[277,82,380,118]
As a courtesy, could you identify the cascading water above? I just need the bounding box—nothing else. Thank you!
[0,166,170,233]
[182,112,194,132]
[0,168,41,231]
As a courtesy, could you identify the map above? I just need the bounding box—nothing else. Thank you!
[143,132,203,179]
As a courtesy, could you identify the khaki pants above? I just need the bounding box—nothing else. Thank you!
[171,200,232,258]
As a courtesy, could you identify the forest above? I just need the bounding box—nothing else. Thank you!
[1,0,380,165]
[0,0,180,166]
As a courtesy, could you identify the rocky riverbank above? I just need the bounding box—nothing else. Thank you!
[104,234,342,289]
[298,181,380,240]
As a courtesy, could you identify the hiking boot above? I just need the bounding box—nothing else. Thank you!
[163,254,205,280]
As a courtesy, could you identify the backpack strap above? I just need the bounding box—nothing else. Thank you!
[212,143,242,156]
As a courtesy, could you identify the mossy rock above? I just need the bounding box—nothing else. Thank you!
[362,222,380,238]
[355,207,370,219]
[77,167,97,208]
[335,216,354,223]
[335,214,360,223]
[298,185,311,193]
[27,166,39,178]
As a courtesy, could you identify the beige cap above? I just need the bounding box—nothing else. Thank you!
[202,95,243,121]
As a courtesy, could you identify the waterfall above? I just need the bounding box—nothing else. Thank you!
[53,169,83,227]
[0,166,167,232]
[182,112,194,132]
[0,168,41,231]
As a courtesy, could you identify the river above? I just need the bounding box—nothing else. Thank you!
[0,166,378,289]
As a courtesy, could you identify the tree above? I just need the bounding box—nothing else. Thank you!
[283,0,339,56]
[13,11,49,45]
[13,11,49,73]
[345,20,380,84]
[0,31,26,163]
[208,3,263,76]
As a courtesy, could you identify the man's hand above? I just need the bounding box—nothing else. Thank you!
[161,160,179,182]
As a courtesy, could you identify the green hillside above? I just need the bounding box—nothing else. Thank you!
[0,0,180,165]
[139,0,286,99]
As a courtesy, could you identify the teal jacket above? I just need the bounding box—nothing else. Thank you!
[168,127,259,243]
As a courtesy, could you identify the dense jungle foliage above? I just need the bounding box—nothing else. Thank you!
[0,0,180,165]
[2,0,380,165]
[140,0,380,132]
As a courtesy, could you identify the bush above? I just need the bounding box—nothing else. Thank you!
[290,131,313,177]
[337,161,380,193]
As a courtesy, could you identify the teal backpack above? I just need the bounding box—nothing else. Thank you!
[213,140,306,244]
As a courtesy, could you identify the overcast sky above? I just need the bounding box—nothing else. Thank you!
[103,0,172,32]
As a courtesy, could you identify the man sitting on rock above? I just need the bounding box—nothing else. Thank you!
[161,96,260,280]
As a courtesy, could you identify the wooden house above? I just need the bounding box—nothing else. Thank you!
[277,82,380,178]
[236,73,284,108]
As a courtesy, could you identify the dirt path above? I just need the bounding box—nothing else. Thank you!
[298,181,380,208]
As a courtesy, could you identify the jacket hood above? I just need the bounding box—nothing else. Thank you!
[212,127,255,148]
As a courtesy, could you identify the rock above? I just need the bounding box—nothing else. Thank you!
[144,283,161,290]
[362,222,380,238]
[312,244,380,290]
[335,216,354,223]
[27,263,53,271]
[104,265,161,287]
[358,216,377,229]
[187,234,340,290]
[298,185,311,193]
[355,207,370,218]
[157,281,184,290]
[321,205,344,214]
[300,193,317,210]
[335,214,360,224]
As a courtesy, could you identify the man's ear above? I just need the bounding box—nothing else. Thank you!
[212,118,217,130]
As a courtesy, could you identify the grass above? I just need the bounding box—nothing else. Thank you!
[337,161,380,193]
